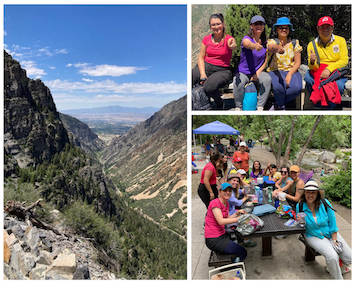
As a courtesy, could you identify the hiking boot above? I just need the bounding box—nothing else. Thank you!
[242,240,257,247]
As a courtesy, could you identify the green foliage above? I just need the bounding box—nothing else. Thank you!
[321,158,351,208]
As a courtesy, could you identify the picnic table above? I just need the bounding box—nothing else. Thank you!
[243,183,305,258]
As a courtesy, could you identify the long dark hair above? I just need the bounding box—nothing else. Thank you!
[247,26,268,46]
[210,151,221,169]
[252,161,262,175]
[300,190,322,211]
[209,13,227,37]
[220,154,228,171]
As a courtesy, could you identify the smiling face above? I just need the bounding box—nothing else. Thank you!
[228,177,239,189]
[251,21,265,35]
[276,25,290,37]
[270,167,276,175]
[290,170,299,181]
[317,24,334,41]
[220,187,232,201]
[304,190,319,204]
[281,168,289,177]
[210,17,224,36]
[221,155,228,163]
[254,161,260,170]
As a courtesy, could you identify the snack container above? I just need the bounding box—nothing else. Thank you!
[209,262,246,280]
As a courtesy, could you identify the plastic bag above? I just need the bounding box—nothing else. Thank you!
[236,214,264,236]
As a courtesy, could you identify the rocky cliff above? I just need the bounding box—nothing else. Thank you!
[59,113,106,154]
[100,95,187,235]
[4,50,69,173]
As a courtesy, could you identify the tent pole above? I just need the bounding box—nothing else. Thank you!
[193,133,196,152]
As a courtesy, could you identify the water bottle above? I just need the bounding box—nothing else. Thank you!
[255,186,259,197]
[274,197,279,208]
[235,270,242,280]
[258,190,263,205]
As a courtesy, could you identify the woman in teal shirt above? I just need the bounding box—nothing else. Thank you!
[296,180,352,279]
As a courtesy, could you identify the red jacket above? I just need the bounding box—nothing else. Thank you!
[310,64,341,106]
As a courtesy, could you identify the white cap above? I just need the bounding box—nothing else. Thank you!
[240,142,247,147]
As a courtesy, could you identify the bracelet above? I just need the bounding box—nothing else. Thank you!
[333,240,337,243]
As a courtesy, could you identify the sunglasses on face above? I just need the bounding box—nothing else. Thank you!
[253,21,265,26]
[278,26,289,30]
[281,171,288,174]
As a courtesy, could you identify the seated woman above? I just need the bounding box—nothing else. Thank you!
[264,162,281,182]
[296,180,352,279]
[192,13,237,109]
[267,17,303,110]
[249,160,265,179]
[205,182,248,260]
[217,153,228,186]
[233,15,271,111]
[272,166,293,197]
[198,151,221,209]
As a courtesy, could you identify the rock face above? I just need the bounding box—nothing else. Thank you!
[3,214,117,280]
[101,96,187,236]
[59,113,106,154]
[318,151,337,164]
[4,50,69,174]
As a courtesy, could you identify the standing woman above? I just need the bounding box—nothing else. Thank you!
[217,153,228,185]
[267,17,303,110]
[233,15,272,111]
[192,13,237,109]
[198,151,221,209]
[296,181,352,279]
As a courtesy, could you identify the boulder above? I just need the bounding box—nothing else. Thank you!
[318,151,336,164]
[45,253,76,280]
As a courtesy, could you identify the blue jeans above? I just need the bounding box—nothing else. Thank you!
[269,71,302,106]
[222,240,247,261]
[304,70,348,109]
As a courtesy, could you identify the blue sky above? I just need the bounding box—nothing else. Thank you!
[4,5,187,111]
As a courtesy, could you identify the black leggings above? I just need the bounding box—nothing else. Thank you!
[198,183,218,209]
[223,241,247,261]
[192,62,232,109]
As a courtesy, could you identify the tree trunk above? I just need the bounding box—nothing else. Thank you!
[296,115,323,166]
[282,115,297,165]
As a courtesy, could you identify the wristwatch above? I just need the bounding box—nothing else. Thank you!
[333,240,338,243]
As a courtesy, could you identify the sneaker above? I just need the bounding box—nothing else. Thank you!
[257,107,264,111]
[341,264,351,274]
[275,235,290,240]
[229,107,242,111]
[242,240,257,247]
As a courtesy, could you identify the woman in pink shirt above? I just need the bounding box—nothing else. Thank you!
[198,151,221,209]
[192,13,237,109]
[205,183,247,260]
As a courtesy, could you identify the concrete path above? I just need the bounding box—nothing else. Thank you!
[191,145,352,280]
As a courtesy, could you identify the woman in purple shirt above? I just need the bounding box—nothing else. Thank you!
[233,15,272,111]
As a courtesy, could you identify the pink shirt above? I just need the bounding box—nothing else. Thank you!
[202,34,233,67]
[200,162,217,185]
[205,198,229,238]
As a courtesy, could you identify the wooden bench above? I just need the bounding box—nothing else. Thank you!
[221,80,351,110]
[208,251,234,267]
[299,233,321,264]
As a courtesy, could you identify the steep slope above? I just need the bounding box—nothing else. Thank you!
[100,96,187,236]
[59,113,106,154]
[4,50,69,172]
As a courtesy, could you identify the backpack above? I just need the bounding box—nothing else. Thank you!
[242,82,257,110]
[192,84,211,110]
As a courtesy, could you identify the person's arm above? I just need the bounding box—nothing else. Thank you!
[285,180,303,202]
[197,43,207,84]
[242,37,263,51]
[251,52,268,81]
[227,37,237,51]
[285,51,301,86]
[326,37,349,73]
[275,178,282,190]
[307,41,319,71]
[228,191,246,208]
[212,207,243,225]
[203,169,215,200]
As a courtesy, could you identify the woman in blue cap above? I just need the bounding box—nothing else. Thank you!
[233,15,272,111]
[267,17,303,110]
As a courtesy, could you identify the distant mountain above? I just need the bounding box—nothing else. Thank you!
[59,113,106,154]
[101,95,187,236]
[62,105,159,115]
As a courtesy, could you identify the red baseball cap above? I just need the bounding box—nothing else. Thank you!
[317,16,334,27]
[233,157,242,163]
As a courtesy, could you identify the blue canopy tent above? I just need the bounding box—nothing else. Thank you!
[192,121,240,150]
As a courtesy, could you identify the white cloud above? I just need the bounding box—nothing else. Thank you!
[37,47,52,57]
[82,78,94,82]
[66,63,73,67]
[44,79,186,94]
[55,49,68,54]
[49,66,56,70]
[70,62,149,77]
[21,61,47,78]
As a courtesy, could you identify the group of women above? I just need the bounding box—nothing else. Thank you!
[198,152,352,279]
[192,14,303,110]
